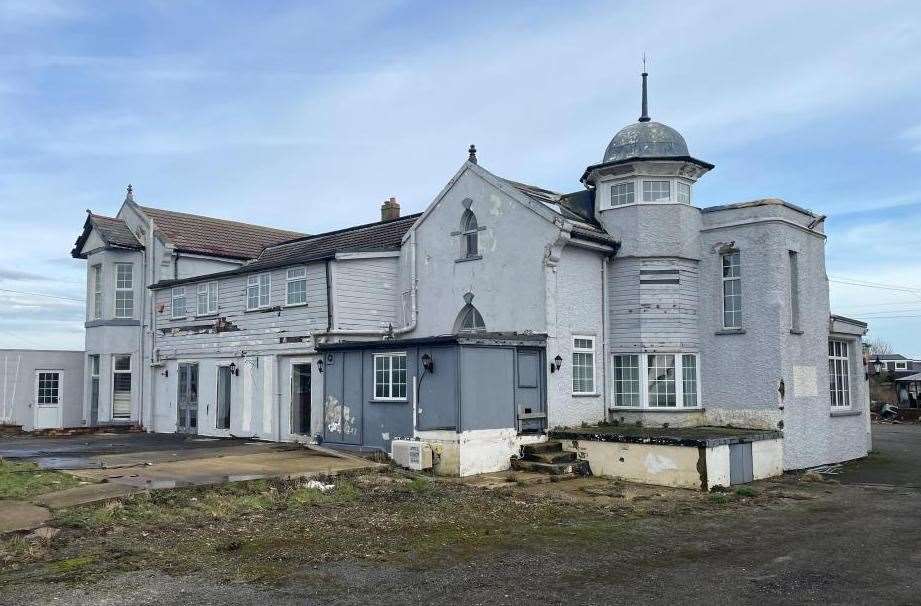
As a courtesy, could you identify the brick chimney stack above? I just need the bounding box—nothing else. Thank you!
[381,196,400,221]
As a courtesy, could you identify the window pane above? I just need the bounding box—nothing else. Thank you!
[115,291,133,318]
[682,355,698,407]
[573,351,594,393]
[610,182,635,206]
[613,355,640,407]
[677,181,691,204]
[643,180,671,202]
[828,340,851,408]
[287,273,307,306]
[647,354,676,407]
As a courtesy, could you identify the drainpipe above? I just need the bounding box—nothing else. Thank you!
[601,255,610,417]
[317,230,418,340]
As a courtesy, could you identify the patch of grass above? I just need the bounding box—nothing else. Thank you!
[0,460,81,500]
[47,555,96,574]
[708,493,731,505]
[734,486,758,497]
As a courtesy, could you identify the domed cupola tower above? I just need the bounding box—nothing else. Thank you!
[582,70,713,259]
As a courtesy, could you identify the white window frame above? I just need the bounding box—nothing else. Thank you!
[35,371,61,404]
[828,340,851,409]
[571,335,597,395]
[642,180,671,202]
[91,264,103,320]
[721,251,742,329]
[111,354,132,419]
[895,361,907,370]
[373,352,407,401]
[610,352,701,410]
[171,287,187,319]
[246,273,271,310]
[196,282,218,316]
[677,181,691,204]
[113,263,133,319]
[610,181,635,207]
[285,267,308,307]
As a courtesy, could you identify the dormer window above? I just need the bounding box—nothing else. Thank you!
[460,209,479,258]
[610,182,635,206]
[642,180,671,202]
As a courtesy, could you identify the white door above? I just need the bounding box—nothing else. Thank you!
[33,370,63,429]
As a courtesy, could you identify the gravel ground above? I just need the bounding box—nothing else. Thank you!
[1,425,919,606]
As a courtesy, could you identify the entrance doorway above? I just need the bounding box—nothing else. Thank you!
[291,363,311,435]
[177,362,199,434]
[216,365,232,430]
[33,370,63,429]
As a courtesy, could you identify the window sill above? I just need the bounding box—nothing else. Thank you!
[244,306,280,314]
[194,313,219,319]
[790,329,804,335]
[284,303,308,309]
[572,392,600,398]
[715,329,746,336]
[370,399,408,404]
[830,409,862,417]
[609,407,705,413]
[455,255,482,263]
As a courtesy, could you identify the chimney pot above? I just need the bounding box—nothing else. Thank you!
[381,196,400,221]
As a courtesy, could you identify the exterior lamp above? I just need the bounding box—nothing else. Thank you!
[550,354,564,373]
[873,356,882,375]
[316,358,324,374]
[229,362,238,377]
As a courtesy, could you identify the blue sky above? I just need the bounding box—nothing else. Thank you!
[1,0,920,355]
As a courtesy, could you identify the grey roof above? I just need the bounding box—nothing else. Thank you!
[603,120,689,163]
[71,214,143,258]
[151,213,421,289]
[876,354,909,360]
[496,178,618,246]
[137,205,305,260]
[896,372,921,382]
[701,198,820,218]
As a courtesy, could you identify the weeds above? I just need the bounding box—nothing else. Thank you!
[0,460,81,500]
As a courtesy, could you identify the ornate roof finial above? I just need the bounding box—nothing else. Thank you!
[125,184,134,203]
[468,144,478,164]
[639,55,650,123]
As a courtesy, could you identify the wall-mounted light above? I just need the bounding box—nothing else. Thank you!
[550,354,564,373]
[873,356,883,375]
[316,358,324,374]
[161,368,169,378]
[421,353,434,373]
[229,362,239,377]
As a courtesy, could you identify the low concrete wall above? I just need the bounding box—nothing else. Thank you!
[417,428,546,477]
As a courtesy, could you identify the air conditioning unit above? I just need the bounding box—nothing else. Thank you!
[391,439,433,471]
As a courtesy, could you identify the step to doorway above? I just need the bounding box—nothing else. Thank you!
[511,441,591,476]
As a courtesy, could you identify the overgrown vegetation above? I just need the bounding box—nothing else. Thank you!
[0,460,81,500]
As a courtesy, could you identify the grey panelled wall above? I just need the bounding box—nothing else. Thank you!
[417,345,459,430]
[153,262,328,358]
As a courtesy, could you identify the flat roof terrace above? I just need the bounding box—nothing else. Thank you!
[549,425,782,448]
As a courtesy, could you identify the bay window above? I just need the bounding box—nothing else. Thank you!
[611,353,701,409]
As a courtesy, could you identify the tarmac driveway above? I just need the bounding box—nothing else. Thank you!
[835,423,921,488]
[0,432,373,489]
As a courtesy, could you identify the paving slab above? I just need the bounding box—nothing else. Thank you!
[30,482,142,509]
[0,501,50,533]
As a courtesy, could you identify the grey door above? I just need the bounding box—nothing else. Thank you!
[291,363,311,435]
[323,352,362,445]
[216,365,231,430]
[177,363,199,434]
[515,347,546,434]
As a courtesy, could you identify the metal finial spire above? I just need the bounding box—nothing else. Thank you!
[639,56,650,123]
[125,184,134,203]
[468,144,478,164]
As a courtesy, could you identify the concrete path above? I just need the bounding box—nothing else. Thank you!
[31,483,142,509]
[0,501,50,533]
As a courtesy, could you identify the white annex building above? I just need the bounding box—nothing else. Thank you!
[60,73,871,486]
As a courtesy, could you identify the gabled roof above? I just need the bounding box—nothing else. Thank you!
[136,205,305,260]
[876,354,909,361]
[150,213,421,289]
[71,214,143,259]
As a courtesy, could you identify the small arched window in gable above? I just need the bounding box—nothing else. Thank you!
[460,209,479,259]
[453,292,486,333]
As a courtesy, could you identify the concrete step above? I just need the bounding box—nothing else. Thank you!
[521,441,563,456]
[529,450,577,464]
[510,457,590,476]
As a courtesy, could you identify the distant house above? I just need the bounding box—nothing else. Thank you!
[869,354,921,377]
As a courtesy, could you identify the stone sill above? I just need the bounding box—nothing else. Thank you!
[455,255,482,263]
[790,329,804,335]
[609,407,705,413]
[715,329,746,336]
[830,409,862,417]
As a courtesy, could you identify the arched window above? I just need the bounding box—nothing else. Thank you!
[460,209,478,258]
[454,298,486,333]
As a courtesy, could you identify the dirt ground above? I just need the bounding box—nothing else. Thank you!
[1,425,919,605]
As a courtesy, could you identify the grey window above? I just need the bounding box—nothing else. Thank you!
[112,355,131,419]
[828,340,850,408]
[677,181,691,204]
[643,180,671,202]
[456,305,486,333]
[572,336,596,394]
[36,372,60,404]
[612,355,640,407]
[286,267,307,306]
[113,263,133,319]
[197,282,218,315]
[91,264,103,320]
[647,354,677,407]
[247,273,270,310]
[460,210,479,258]
[610,181,635,206]
[374,353,407,400]
[789,251,800,332]
[721,251,742,329]
[171,287,186,319]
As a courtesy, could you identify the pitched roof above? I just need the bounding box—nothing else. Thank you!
[71,214,143,259]
[151,213,421,288]
[495,177,618,245]
[136,205,305,260]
